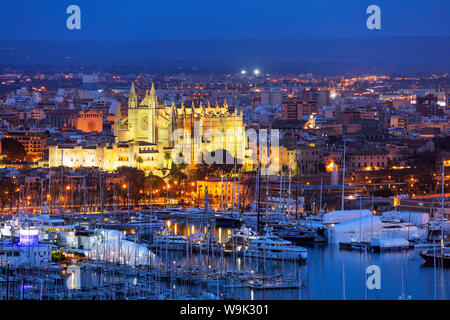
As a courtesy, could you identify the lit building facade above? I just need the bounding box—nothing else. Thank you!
[49,84,247,174]
[76,110,103,132]
[4,129,47,161]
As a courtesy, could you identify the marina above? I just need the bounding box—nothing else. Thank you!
[1,7,450,305]
[0,205,448,300]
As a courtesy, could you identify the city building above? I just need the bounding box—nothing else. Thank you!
[260,88,283,106]
[196,178,243,207]
[416,94,442,117]
[4,129,47,161]
[390,115,407,129]
[347,149,389,172]
[76,110,103,132]
[49,84,247,174]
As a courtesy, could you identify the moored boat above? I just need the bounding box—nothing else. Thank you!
[243,234,307,262]
[420,247,450,267]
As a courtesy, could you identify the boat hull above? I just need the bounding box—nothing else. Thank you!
[420,250,450,267]
[242,250,307,262]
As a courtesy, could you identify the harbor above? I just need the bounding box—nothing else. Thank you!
[1,11,450,305]
[0,203,448,300]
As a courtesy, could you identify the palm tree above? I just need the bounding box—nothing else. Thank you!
[136,156,143,170]
[115,166,146,205]
[168,163,188,187]
[164,151,172,169]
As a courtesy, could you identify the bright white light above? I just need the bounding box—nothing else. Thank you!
[241,70,247,75]
[254,69,260,76]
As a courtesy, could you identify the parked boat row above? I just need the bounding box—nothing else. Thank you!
[151,224,307,263]
[339,237,410,252]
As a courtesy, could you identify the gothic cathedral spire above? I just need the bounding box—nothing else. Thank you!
[149,82,157,105]
[129,82,137,108]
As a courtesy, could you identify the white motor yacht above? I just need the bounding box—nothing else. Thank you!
[242,226,307,261]
[153,232,188,251]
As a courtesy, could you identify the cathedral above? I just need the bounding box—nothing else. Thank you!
[49,83,247,175]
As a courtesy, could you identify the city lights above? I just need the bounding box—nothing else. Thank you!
[0,2,448,304]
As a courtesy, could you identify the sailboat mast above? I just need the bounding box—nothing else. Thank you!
[220,172,224,212]
[257,164,261,234]
[127,182,130,219]
[341,141,346,211]
[288,162,292,217]
[40,178,44,214]
[99,172,103,226]
[265,166,269,225]
[319,178,323,214]
[49,166,52,214]
[295,150,300,220]
[371,193,374,242]
[266,139,271,225]
[225,175,228,212]
[441,158,445,273]
[150,184,153,215]
[60,149,63,215]
[342,260,346,300]
[279,146,284,211]
[83,175,87,216]
[441,158,445,243]
[232,155,236,214]
[237,168,241,214]
[359,195,362,243]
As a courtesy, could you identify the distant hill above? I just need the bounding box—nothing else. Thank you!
[0,37,449,74]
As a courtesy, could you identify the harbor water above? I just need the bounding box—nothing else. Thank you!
[160,221,449,300]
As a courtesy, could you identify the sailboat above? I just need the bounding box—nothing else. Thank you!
[420,159,450,267]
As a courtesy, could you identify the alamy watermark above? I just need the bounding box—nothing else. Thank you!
[366,265,381,290]
[66,5,81,30]
[366,5,381,30]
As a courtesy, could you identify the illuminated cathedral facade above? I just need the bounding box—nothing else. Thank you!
[49,83,247,175]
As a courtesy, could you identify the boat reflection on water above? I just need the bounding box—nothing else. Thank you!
[159,220,233,244]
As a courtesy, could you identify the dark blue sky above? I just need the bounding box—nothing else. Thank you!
[0,0,449,40]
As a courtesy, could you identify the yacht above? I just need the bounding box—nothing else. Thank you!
[223,225,257,252]
[420,247,450,267]
[188,228,222,252]
[380,220,424,241]
[152,232,188,251]
[239,211,287,226]
[339,241,370,251]
[0,215,22,239]
[214,214,242,228]
[0,238,52,267]
[125,216,165,229]
[169,208,212,220]
[277,227,317,244]
[0,208,74,243]
[243,234,307,262]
